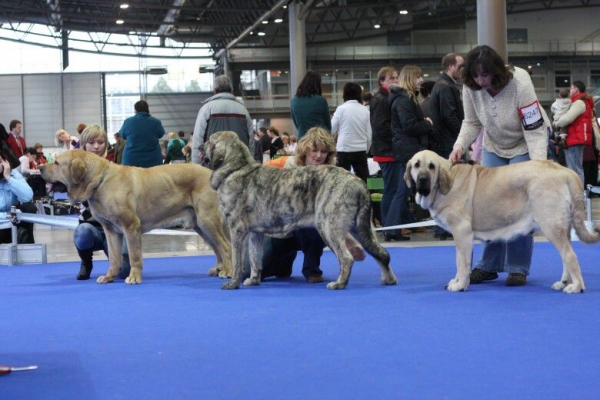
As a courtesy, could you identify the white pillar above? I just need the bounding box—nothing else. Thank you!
[477,0,508,62]
[288,1,306,136]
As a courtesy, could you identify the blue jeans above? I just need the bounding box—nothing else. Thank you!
[243,228,325,280]
[475,149,533,275]
[386,162,415,235]
[74,222,107,254]
[379,161,401,229]
[564,144,585,185]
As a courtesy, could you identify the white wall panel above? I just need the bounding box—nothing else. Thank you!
[23,74,63,147]
[0,75,24,132]
[146,93,211,140]
[62,73,103,134]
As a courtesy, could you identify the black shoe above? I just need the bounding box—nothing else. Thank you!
[470,268,498,284]
[306,275,324,283]
[275,270,292,278]
[439,232,453,241]
[384,233,410,242]
[506,273,527,286]
[77,262,93,280]
[76,249,94,280]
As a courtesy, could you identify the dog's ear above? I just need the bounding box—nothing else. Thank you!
[69,158,87,185]
[403,160,413,188]
[438,164,453,195]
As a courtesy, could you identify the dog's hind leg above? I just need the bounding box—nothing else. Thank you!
[96,228,122,284]
[193,223,233,279]
[325,237,355,290]
[354,211,397,286]
[243,232,264,286]
[543,226,585,294]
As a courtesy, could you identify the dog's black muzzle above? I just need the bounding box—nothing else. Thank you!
[415,174,431,197]
[198,144,211,169]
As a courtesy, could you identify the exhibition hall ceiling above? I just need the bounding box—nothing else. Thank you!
[0,0,597,58]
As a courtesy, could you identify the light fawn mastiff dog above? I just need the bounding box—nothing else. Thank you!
[404,150,600,293]
[202,130,397,290]
[40,149,232,284]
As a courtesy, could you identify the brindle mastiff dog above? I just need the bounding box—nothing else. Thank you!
[40,150,232,284]
[202,130,397,290]
[404,150,600,293]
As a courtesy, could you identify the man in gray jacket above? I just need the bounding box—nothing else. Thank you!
[192,75,254,164]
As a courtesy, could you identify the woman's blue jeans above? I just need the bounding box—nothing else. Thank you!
[74,222,107,254]
[385,162,415,235]
[474,149,533,275]
[379,161,401,228]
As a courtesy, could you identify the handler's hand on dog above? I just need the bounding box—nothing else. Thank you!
[449,146,464,164]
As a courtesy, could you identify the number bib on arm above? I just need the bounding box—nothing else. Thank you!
[519,100,544,130]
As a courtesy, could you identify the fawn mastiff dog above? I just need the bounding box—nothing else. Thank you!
[40,149,232,284]
[404,150,600,294]
[202,130,397,290]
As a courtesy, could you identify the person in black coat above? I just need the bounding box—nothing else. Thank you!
[370,66,410,241]
[387,65,433,228]
[429,53,465,239]
[429,52,465,159]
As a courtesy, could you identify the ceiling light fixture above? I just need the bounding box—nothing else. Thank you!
[262,20,269,24]
[116,19,124,24]
[399,9,409,15]
[274,18,283,23]
[257,32,266,36]
[120,4,129,9]
[374,23,381,29]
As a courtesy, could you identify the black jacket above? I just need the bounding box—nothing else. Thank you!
[388,86,432,164]
[369,87,394,158]
[429,73,464,155]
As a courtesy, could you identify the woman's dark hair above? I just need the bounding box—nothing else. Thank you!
[420,81,435,98]
[461,45,512,91]
[134,100,150,113]
[295,71,322,97]
[0,123,8,141]
[342,82,362,102]
[24,147,37,156]
[0,124,20,168]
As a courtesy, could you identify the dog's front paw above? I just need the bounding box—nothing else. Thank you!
[221,280,240,290]
[551,280,566,291]
[326,281,347,290]
[218,270,232,279]
[243,277,260,286]
[125,275,142,285]
[381,273,398,285]
[563,283,584,294]
[96,275,115,284]
[207,267,219,277]
[445,278,468,292]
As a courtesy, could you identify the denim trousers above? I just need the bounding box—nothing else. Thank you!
[379,161,401,228]
[385,162,415,235]
[74,222,107,254]
[564,144,585,185]
[474,149,533,275]
[243,228,325,279]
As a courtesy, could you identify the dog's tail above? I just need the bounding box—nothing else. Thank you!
[354,191,390,266]
[571,180,600,244]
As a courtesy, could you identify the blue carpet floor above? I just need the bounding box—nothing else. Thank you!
[1,242,599,399]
